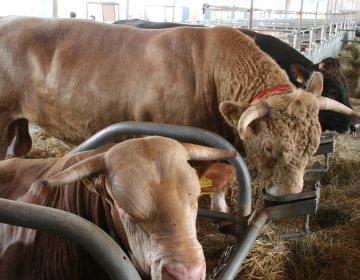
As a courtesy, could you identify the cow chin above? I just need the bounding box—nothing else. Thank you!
[266,182,303,196]
[116,207,206,280]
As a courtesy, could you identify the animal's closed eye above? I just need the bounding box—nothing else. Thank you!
[264,143,274,156]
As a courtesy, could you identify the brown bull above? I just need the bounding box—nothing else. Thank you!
[0,136,237,279]
[1,16,359,198]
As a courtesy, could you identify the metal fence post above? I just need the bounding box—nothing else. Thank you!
[293,29,299,51]
[321,25,326,43]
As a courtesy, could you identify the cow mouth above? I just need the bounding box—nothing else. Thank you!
[351,123,359,137]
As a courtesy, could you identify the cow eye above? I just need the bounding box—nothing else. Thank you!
[326,89,337,100]
[264,144,273,155]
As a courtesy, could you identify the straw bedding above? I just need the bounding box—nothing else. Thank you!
[337,37,360,97]
[5,68,360,280]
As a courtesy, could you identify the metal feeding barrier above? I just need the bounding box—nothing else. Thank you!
[1,122,321,279]
[200,3,359,64]
[305,132,337,174]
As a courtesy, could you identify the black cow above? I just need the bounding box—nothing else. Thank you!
[114,19,359,135]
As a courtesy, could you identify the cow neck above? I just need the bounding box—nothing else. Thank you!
[73,155,132,256]
[251,85,291,104]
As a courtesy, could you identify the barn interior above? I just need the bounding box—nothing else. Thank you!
[3,0,360,279]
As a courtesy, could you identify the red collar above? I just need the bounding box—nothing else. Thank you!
[251,85,291,103]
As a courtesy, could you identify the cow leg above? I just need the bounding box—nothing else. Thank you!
[211,185,234,233]
[0,122,14,160]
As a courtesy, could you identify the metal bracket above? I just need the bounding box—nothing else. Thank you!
[305,132,336,173]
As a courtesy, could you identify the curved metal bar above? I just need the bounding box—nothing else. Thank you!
[68,121,252,239]
[0,198,141,280]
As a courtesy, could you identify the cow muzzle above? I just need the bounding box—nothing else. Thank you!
[162,263,205,280]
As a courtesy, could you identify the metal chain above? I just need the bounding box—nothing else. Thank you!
[207,233,236,280]
[315,181,322,189]
[252,176,261,211]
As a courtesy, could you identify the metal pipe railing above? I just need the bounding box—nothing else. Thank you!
[68,121,252,240]
[0,198,141,280]
[217,211,269,280]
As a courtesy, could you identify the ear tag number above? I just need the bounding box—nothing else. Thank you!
[230,111,239,124]
[200,176,213,195]
[199,176,212,187]
[82,178,93,190]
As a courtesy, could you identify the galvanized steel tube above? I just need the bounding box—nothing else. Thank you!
[217,211,269,280]
[197,209,236,223]
[297,0,304,51]
[249,0,254,30]
[69,122,252,239]
[0,198,141,280]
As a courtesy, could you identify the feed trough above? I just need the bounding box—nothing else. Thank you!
[264,180,321,239]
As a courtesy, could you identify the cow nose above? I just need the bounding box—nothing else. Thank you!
[162,264,205,280]
[350,123,359,137]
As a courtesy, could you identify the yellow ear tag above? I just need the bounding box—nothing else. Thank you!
[297,76,304,83]
[200,192,212,195]
[200,176,212,195]
[82,178,93,190]
[230,111,239,124]
[199,176,212,187]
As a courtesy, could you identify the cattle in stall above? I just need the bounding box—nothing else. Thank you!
[0,136,237,280]
[1,16,360,200]
[114,19,359,135]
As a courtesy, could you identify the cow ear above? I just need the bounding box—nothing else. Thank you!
[290,64,311,86]
[306,72,323,96]
[42,153,106,187]
[194,163,236,194]
[219,101,250,128]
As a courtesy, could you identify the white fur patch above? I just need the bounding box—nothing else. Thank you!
[266,186,282,196]
[211,188,229,213]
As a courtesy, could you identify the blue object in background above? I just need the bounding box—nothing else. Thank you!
[183,6,189,21]
[204,11,210,20]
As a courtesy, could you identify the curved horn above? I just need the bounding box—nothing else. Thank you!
[317,96,360,119]
[181,143,238,161]
[42,153,106,187]
[238,102,269,140]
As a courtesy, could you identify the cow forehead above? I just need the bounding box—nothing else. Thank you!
[257,91,321,156]
[265,90,320,111]
[105,137,200,220]
[105,137,192,179]
[110,164,200,223]
[322,71,348,95]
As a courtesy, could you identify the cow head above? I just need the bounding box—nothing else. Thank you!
[290,57,359,135]
[42,136,237,280]
[220,72,360,196]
